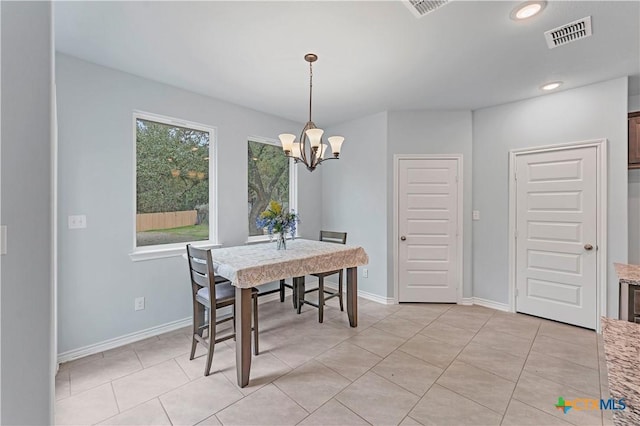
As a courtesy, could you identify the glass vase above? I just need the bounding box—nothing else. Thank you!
[276,233,286,250]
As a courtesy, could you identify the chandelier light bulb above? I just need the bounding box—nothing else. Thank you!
[328,136,345,157]
[305,128,324,149]
[278,133,296,153]
[291,142,301,158]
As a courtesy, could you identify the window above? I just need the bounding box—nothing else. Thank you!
[247,138,297,240]
[134,113,216,252]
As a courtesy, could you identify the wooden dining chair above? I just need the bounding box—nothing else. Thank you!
[186,244,259,376]
[296,231,347,323]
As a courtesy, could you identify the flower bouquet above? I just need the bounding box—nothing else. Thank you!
[255,200,300,250]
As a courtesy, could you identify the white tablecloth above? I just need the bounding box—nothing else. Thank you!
[211,239,369,288]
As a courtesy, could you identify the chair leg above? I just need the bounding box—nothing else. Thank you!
[190,300,203,360]
[279,279,285,303]
[338,270,344,312]
[292,281,298,309]
[318,277,325,323]
[253,294,259,356]
[296,277,307,315]
[232,304,236,334]
[204,307,215,376]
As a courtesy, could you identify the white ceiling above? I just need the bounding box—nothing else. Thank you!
[54,1,640,126]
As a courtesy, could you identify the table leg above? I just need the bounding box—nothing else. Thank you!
[295,276,305,314]
[235,287,252,387]
[346,267,358,327]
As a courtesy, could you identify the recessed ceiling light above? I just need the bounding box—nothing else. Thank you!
[540,81,563,91]
[510,1,547,20]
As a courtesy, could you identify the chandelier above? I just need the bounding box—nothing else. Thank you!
[278,53,344,172]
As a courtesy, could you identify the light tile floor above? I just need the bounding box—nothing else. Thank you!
[56,296,612,425]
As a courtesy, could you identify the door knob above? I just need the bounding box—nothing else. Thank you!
[400,236,406,241]
[584,244,593,251]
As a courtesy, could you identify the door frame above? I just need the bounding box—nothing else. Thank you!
[393,154,464,304]
[508,139,607,332]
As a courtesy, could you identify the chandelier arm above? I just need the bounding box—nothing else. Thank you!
[299,128,308,166]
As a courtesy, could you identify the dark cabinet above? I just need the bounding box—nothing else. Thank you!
[630,112,640,169]
[619,281,640,323]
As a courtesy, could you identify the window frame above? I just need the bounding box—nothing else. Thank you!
[129,111,219,262]
[246,136,298,243]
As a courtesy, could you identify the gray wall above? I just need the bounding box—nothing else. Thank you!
[56,54,321,354]
[322,112,388,297]
[322,110,473,300]
[630,94,640,112]
[1,1,54,424]
[473,77,628,317]
[387,110,473,299]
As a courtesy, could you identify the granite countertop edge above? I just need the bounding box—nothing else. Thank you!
[601,317,640,426]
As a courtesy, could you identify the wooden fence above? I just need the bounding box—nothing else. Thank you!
[136,210,197,232]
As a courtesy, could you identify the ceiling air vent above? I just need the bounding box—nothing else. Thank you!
[403,0,449,18]
[544,16,592,49]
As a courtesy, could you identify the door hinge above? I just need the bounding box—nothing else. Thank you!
[515,288,519,297]
[455,175,459,183]
[514,230,518,239]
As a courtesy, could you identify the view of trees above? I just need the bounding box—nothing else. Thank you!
[136,118,210,215]
[248,141,290,236]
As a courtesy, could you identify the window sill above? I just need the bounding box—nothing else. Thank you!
[129,241,222,262]
[246,236,272,244]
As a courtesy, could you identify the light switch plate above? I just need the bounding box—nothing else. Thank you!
[68,215,87,229]
[472,210,480,221]
[135,297,145,311]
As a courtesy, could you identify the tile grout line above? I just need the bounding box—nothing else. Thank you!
[304,306,456,424]
[157,398,175,426]
[270,381,314,418]
[499,316,541,425]
[63,349,182,400]
[108,358,192,421]
[397,309,500,422]
[319,306,452,382]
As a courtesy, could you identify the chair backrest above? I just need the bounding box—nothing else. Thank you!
[319,230,347,245]
[186,244,216,302]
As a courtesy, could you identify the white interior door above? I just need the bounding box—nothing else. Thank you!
[398,158,459,303]
[515,146,597,329]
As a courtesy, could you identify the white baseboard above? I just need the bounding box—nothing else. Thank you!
[57,316,192,364]
[57,281,399,364]
[323,282,395,305]
[472,297,511,312]
[358,288,395,304]
[459,297,474,306]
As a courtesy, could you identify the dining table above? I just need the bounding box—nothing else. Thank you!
[209,238,369,387]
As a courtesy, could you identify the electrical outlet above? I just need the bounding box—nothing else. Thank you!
[363,268,368,278]
[472,210,480,221]
[134,297,145,311]
[68,215,87,229]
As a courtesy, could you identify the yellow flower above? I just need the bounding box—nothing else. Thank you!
[269,200,282,215]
